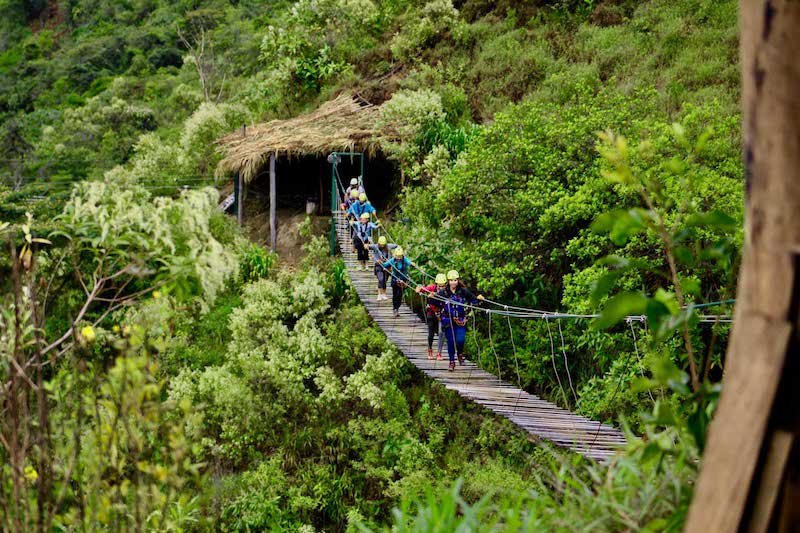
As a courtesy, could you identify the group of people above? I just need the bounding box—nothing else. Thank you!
[342,178,484,372]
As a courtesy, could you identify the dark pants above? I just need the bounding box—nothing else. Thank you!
[443,324,467,363]
[374,265,387,289]
[391,282,405,310]
[426,313,444,352]
[353,238,368,261]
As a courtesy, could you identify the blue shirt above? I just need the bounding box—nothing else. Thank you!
[353,222,379,242]
[347,201,376,219]
[380,257,413,283]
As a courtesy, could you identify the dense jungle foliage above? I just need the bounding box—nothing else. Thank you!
[1,0,742,530]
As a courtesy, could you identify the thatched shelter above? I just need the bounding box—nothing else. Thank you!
[216,94,385,184]
[215,93,396,252]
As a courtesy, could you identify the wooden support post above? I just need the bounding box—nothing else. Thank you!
[237,124,246,227]
[685,2,800,532]
[236,172,243,226]
[270,154,277,251]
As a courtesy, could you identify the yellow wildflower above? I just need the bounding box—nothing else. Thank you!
[24,465,38,482]
[80,325,96,342]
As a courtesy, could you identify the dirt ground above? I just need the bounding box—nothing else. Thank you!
[231,189,392,268]
[240,196,331,267]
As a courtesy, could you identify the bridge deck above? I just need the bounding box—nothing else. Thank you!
[335,213,626,461]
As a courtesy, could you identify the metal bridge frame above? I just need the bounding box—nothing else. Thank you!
[329,152,365,255]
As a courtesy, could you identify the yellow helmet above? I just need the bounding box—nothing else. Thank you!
[447,269,460,281]
[359,212,370,220]
[378,236,387,245]
[359,193,367,202]
[393,247,404,257]
[435,273,447,285]
[350,189,359,199]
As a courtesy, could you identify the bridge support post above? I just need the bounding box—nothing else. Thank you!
[330,157,337,256]
[685,2,800,531]
[235,171,243,226]
[269,154,277,251]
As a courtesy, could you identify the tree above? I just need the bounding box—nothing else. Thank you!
[0,182,237,530]
[177,9,226,103]
[0,118,32,191]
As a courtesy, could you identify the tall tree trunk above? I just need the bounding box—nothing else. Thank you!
[685,1,800,531]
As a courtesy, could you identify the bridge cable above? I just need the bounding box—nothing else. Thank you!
[627,317,656,403]
[487,312,503,383]
[505,309,525,415]
[545,316,570,408]
[557,319,579,404]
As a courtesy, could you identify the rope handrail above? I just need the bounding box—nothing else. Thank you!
[332,174,735,323]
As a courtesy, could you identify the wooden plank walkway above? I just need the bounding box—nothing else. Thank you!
[335,212,626,461]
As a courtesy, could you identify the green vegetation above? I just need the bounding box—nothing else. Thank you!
[1,0,743,529]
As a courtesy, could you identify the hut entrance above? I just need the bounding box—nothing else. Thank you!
[245,152,395,216]
[217,94,398,253]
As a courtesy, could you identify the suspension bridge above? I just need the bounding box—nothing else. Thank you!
[325,152,729,461]
[333,209,628,462]
[221,148,732,462]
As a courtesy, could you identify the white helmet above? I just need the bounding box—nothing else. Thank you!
[350,178,358,186]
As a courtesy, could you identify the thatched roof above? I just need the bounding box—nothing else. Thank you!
[216,94,385,183]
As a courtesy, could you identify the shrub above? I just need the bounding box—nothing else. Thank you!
[181,101,250,175]
[238,242,276,283]
[389,0,460,61]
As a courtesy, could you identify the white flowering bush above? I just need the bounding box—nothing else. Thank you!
[420,143,454,185]
[182,102,249,174]
[378,89,446,174]
[390,0,460,61]
[380,89,445,141]
[287,269,329,318]
[58,179,238,308]
[344,350,403,410]
[109,132,189,187]
[167,260,412,466]
[314,366,346,405]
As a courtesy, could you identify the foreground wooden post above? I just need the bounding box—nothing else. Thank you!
[269,154,277,251]
[685,1,800,531]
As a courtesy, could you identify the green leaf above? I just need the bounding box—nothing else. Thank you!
[645,298,671,331]
[593,292,648,330]
[653,288,680,315]
[642,518,669,533]
[666,156,685,174]
[679,276,701,297]
[672,245,694,266]
[650,401,678,426]
[590,210,622,234]
[640,442,663,465]
[589,270,622,306]
[631,376,655,393]
[687,407,709,452]
[611,210,649,245]
[685,210,737,230]
[695,127,713,152]
[648,353,690,395]
[596,255,630,269]
[593,209,650,245]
